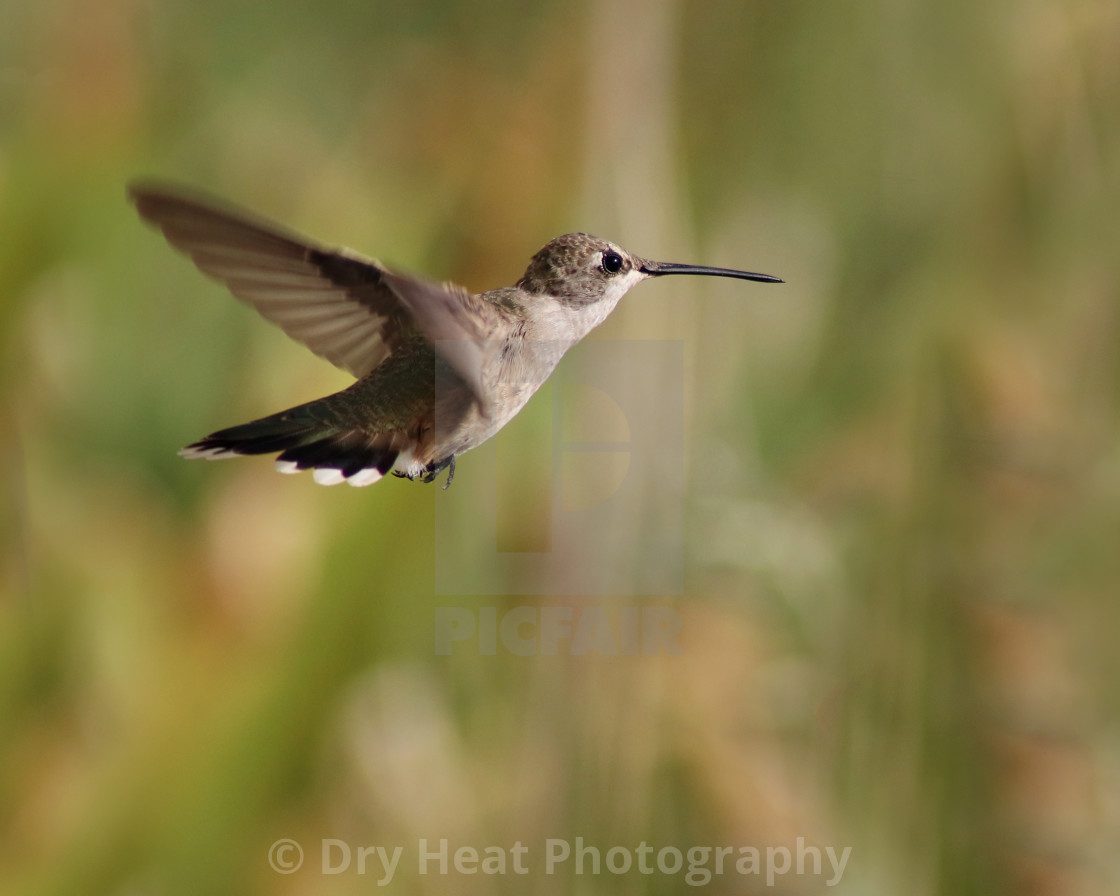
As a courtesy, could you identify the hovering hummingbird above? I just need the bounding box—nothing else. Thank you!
[130,183,781,488]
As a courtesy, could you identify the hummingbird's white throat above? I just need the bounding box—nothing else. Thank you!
[573,264,645,336]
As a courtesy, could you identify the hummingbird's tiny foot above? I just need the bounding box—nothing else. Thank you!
[417,455,455,486]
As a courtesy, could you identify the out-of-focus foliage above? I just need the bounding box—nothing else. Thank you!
[2,0,1118,894]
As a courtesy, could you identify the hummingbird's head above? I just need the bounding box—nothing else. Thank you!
[517,233,784,309]
[517,233,647,307]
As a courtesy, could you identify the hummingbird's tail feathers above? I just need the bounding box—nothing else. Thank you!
[179,413,319,459]
[180,411,401,488]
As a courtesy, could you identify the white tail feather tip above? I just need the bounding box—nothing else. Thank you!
[312,468,346,486]
[346,468,383,487]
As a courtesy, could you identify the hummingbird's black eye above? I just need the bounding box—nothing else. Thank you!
[601,251,624,274]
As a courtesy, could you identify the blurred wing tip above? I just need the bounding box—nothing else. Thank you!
[128,179,207,214]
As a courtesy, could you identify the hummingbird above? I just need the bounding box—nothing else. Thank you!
[130,183,781,488]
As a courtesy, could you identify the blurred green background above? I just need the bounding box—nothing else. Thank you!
[2,0,1119,893]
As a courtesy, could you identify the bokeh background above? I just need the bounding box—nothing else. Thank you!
[3,0,1119,893]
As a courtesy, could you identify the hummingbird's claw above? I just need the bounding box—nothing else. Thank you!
[418,454,456,488]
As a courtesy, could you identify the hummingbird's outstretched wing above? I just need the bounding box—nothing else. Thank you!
[129,183,489,402]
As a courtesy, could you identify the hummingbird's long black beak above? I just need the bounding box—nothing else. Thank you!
[640,260,783,284]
